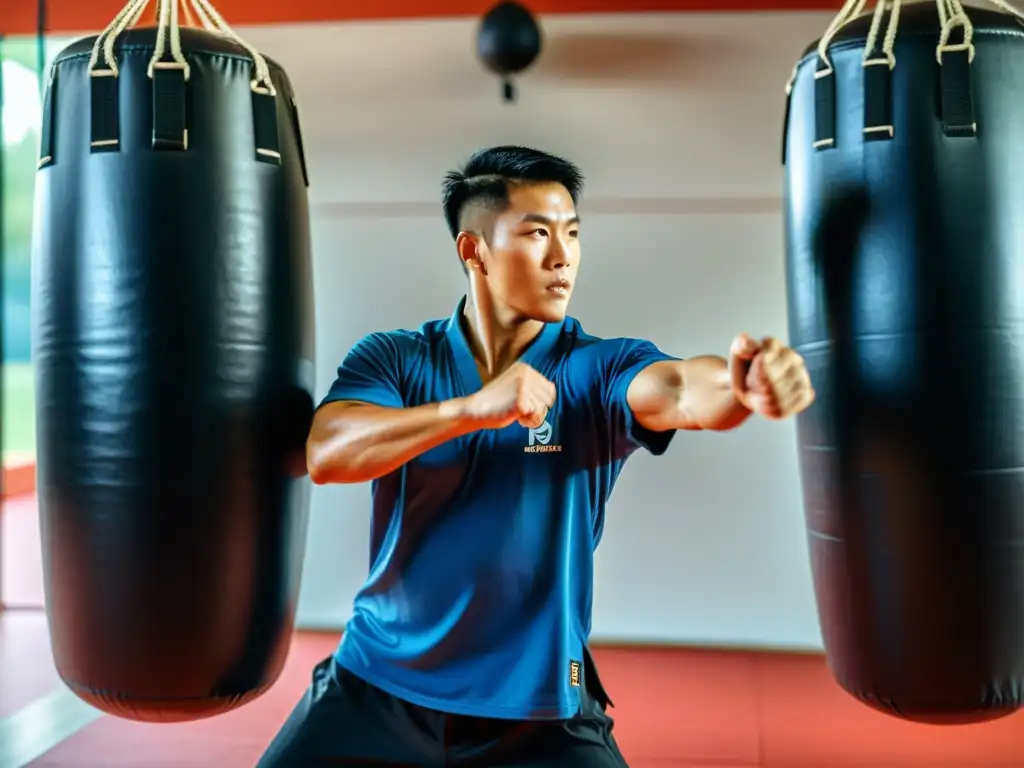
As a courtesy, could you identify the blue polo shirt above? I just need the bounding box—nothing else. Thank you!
[322,299,679,720]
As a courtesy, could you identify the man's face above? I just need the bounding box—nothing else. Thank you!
[476,182,580,323]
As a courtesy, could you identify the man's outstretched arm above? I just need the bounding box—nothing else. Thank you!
[626,335,815,433]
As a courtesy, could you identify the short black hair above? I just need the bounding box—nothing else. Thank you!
[441,146,584,239]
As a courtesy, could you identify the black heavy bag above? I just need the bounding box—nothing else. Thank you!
[783,1,1024,724]
[477,1,543,102]
[31,2,315,723]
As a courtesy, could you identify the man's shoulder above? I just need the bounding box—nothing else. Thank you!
[561,318,655,357]
[357,318,449,356]
[561,316,614,352]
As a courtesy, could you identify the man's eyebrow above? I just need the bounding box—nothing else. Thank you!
[519,213,581,226]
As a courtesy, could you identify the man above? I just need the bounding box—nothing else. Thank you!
[258,146,814,767]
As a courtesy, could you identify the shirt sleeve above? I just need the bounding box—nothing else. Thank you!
[598,338,681,457]
[319,332,406,410]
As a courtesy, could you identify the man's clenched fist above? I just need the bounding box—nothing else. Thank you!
[729,334,815,419]
[459,362,556,430]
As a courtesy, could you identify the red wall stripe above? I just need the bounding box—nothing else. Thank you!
[2,0,836,37]
[1,463,36,501]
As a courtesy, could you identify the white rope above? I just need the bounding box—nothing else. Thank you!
[786,0,1024,94]
[937,0,1024,63]
[785,0,867,93]
[88,0,150,76]
[935,0,975,62]
[148,0,191,79]
[189,0,277,94]
[817,0,869,73]
[985,0,1024,19]
[129,1,149,28]
[87,0,275,96]
[785,0,886,95]
[188,0,218,32]
[862,0,902,68]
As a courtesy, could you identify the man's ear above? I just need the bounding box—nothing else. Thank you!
[456,231,487,275]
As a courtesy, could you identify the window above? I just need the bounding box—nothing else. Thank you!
[2,40,42,466]
[2,37,72,609]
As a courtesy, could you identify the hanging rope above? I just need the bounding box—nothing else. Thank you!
[88,0,148,76]
[188,0,275,93]
[87,0,275,96]
[148,0,191,80]
[813,0,902,72]
[816,0,869,73]
[935,0,1024,62]
[786,0,1024,95]
[863,0,902,69]
[785,0,868,94]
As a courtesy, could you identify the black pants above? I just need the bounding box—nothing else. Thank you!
[256,649,629,767]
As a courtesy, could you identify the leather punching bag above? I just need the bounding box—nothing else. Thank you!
[784,1,1024,723]
[31,1,314,722]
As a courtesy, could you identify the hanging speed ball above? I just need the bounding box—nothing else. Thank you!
[783,2,1024,724]
[31,10,315,722]
[477,1,543,101]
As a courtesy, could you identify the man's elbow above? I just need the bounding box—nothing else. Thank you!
[307,452,333,485]
[306,437,364,485]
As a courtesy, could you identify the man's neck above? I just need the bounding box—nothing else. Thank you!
[462,293,546,381]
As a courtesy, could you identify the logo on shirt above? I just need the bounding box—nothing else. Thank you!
[525,420,562,453]
[569,660,582,687]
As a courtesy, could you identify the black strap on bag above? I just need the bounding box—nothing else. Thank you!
[252,81,281,166]
[38,61,58,168]
[862,22,895,144]
[151,62,189,151]
[814,56,837,152]
[938,45,976,138]
[90,66,121,154]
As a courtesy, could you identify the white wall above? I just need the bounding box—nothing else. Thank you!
[240,10,839,650]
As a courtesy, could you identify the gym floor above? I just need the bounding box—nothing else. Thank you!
[3,500,1024,767]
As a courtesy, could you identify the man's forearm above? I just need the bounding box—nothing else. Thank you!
[306,399,474,484]
[678,356,752,431]
[630,357,752,433]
